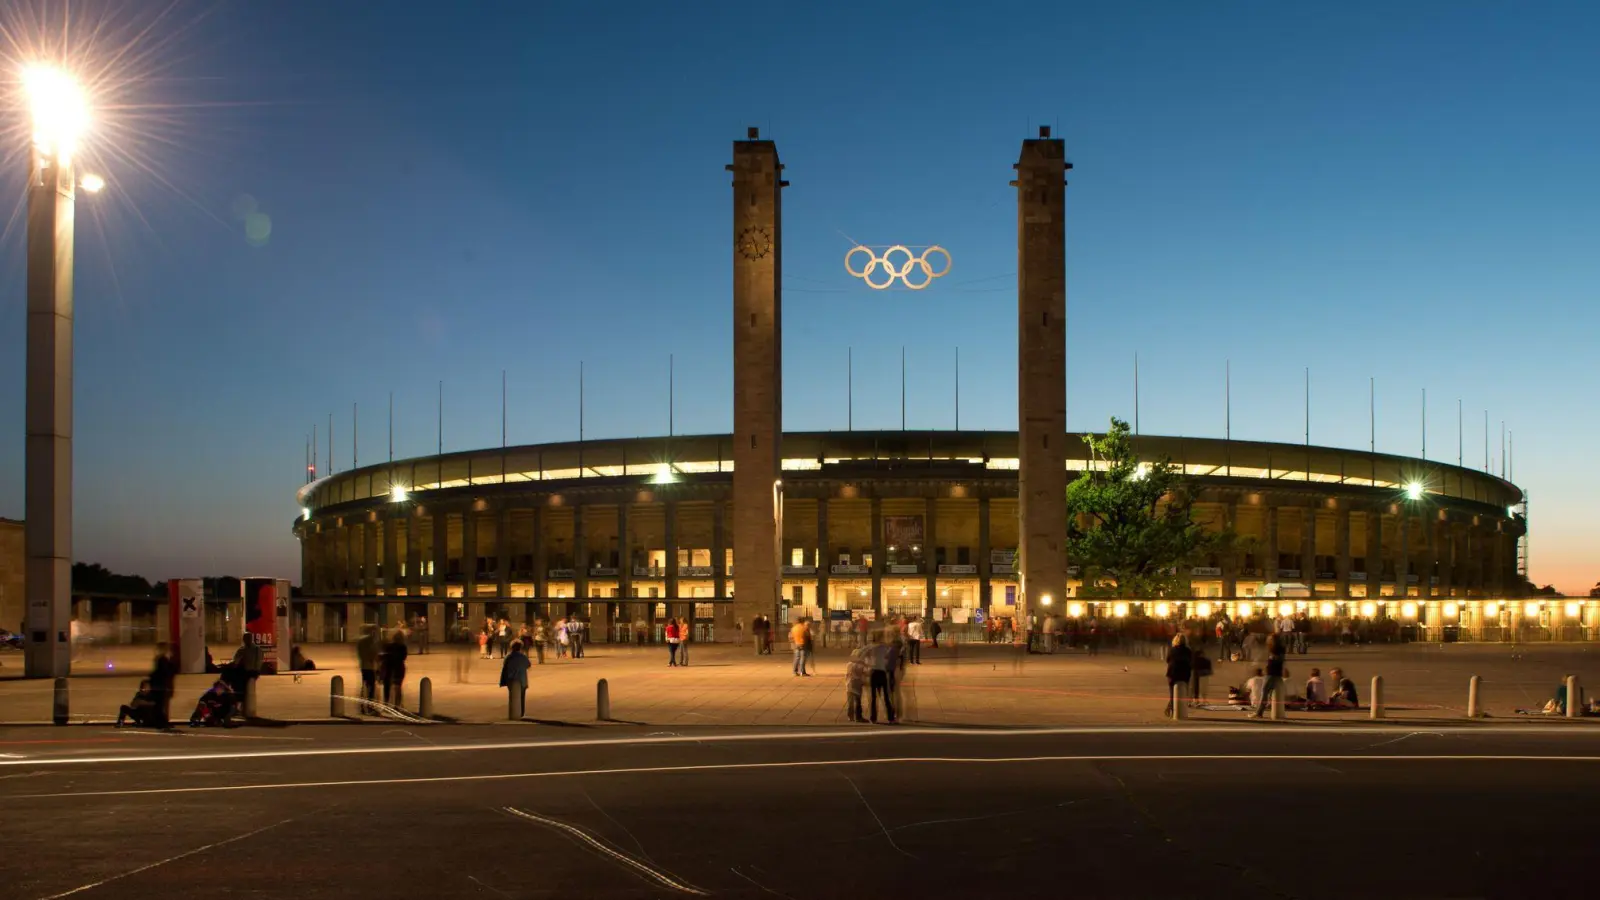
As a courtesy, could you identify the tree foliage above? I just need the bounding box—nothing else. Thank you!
[1066,417,1225,598]
[71,562,154,597]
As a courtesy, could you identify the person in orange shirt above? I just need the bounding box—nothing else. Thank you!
[791,619,811,676]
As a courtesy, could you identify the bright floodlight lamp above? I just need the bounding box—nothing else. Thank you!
[390,484,408,503]
[1565,601,1580,618]
[1405,481,1424,501]
[1041,593,1053,606]
[1154,602,1169,617]
[1238,601,1252,617]
[1067,601,1084,617]
[1195,601,1212,618]
[79,172,104,193]
[24,64,89,162]
[1361,601,1377,617]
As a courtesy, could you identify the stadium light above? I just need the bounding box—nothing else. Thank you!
[1195,601,1212,618]
[390,484,408,502]
[1405,481,1424,501]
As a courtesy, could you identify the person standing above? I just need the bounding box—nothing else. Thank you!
[791,618,809,676]
[844,645,869,722]
[1189,645,1213,708]
[750,615,765,656]
[555,617,570,659]
[930,617,942,649]
[665,618,681,666]
[417,614,430,655]
[736,617,745,647]
[868,636,898,724]
[1164,634,1193,717]
[380,628,409,709]
[500,640,530,719]
[677,618,691,666]
[906,617,924,665]
[357,625,381,714]
[497,618,512,659]
[569,616,585,659]
[1250,635,1286,719]
[532,618,548,664]
[149,643,178,728]
[802,618,816,674]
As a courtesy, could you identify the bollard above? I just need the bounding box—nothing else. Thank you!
[419,677,434,719]
[1171,683,1187,721]
[508,683,525,720]
[52,677,69,726]
[1567,675,1581,719]
[329,675,345,717]
[1269,680,1285,721]
[1467,675,1481,718]
[596,677,611,721]
[1370,675,1385,720]
[243,678,258,719]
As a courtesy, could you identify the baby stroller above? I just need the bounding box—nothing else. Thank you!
[188,681,239,727]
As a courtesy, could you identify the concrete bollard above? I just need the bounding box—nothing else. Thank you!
[1269,680,1285,721]
[419,677,434,719]
[1171,683,1187,721]
[1567,675,1581,719]
[1467,675,1481,718]
[597,678,611,721]
[53,677,68,726]
[1370,675,1385,720]
[508,684,525,720]
[243,678,258,719]
[329,675,345,717]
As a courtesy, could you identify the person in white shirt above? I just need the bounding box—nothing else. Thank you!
[906,618,924,665]
[1244,667,1266,708]
[1304,667,1328,707]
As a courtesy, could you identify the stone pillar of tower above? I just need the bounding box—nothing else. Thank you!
[1012,126,1070,626]
[728,128,786,632]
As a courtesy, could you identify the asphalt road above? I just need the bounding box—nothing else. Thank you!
[3,723,1597,899]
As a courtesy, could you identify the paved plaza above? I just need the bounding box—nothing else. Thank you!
[4,637,1599,728]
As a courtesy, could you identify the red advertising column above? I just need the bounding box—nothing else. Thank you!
[243,577,279,674]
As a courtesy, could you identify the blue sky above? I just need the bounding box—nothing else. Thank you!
[0,1,1595,591]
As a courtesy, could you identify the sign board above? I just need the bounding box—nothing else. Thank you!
[938,564,978,575]
[242,577,280,674]
[887,564,920,575]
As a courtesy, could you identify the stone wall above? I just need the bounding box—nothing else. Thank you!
[0,519,22,633]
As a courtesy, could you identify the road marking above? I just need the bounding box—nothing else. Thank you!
[503,807,708,895]
[1,722,1596,768]
[12,753,1600,801]
[33,815,297,899]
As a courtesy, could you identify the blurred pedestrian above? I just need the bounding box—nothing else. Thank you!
[117,679,160,728]
[357,625,381,714]
[380,628,408,709]
[1164,634,1192,717]
[868,635,899,724]
[665,618,682,666]
[417,614,430,655]
[845,645,869,722]
[500,640,530,717]
[1189,645,1213,708]
[791,618,809,676]
[1250,635,1286,719]
[532,618,548,664]
[570,616,586,659]
[149,642,178,728]
[906,617,924,664]
[677,618,691,666]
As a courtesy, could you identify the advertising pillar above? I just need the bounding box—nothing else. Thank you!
[275,578,293,669]
[167,578,206,674]
[242,577,280,674]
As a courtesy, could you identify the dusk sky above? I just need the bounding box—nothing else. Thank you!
[0,2,1595,592]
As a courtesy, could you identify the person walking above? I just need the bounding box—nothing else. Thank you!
[497,618,512,659]
[868,635,898,724]
[677,618,691,666]
[416,615,430,655]
[149,643,178,728]
[499,640,530,719]
[555,617,570,659]
[380,628,409,709]
[665,618,682,666]
[357,625,381,714]
[930,617,942,649]
[532,618,548,664]
[751,615,766,656]
[1189,645,1213,708]
[1164,634,1193,717]
[478,624,491,660]
[802,618,816,674]
[570,616,586,659]
[1250,635,1287,719]
[906,617,924,665]
[845,645,869,722]
[791,618,809,676]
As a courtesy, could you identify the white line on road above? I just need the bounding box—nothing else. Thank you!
[13,753,1600,802]
[503,807,709,895]
[33,815,298,899]
[0,723,1594,769]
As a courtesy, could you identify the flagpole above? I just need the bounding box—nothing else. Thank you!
[1224,359,1231,476]
[437,381,443,457]
[353,402,358,470]
[1134,352,1140,436]
[900,346,906,431]
[954,346,960,431]
[669,354,675,438]
[329,412,334,475]
[847,347,853,431]
[388,391,394,463]
[1421,388,1426,460]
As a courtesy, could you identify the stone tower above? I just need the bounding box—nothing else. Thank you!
[1013,126,1070,624]
[728,128,786,630]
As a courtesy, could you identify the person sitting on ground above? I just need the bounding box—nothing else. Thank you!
[189,679,238,727]
[117,679,160,728]
[290,645,316,671]
[1328,667,1359,708]
[1304,667,1328,708]
[1243,667,1266,707]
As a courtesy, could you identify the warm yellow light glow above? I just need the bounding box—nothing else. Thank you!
[1443,602,1458,618]
[1237,602,1252,617]
[1361,602,1377,617]
[1566,602,1581,618]
[79,173,104,193]
[1067,601,1084,617]
[1405,481,1424,500]
[23,65,90,161]
[1319,602,1335,618]
[390,485,408,502]
[1041,593,1053,606]
[1278,602,1293,617]
[301,507,311,521]
[1401,601,1418,619]
[1524,601,1540,617]
[1154,602,1169,617]
[1295,600,1307,610]
[1485,602,1499,617]
[1113,601,1129,618]
[1196,601,1212,618]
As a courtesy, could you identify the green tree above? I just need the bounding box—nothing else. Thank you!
[1066,417,1224,598]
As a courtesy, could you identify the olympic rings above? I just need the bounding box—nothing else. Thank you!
[844,245,952,290]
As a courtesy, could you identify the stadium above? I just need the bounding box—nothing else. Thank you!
[291,428,1562,644]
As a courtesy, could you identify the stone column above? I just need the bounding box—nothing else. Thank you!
[1396,512,1411,597]
[1490,527,1507,596]
[1335,507,1352,597]
[618,503,632,600]
[1222,502,1239,598]
[728,128,785,633]
[664,501,679,604]
[1301,508,1315,583]
[1013,127,1070,625]
[117,600,133,644]
[300,529,313,596]
[406,510,423,596]
[712,501,727,602]
[431,511,448,599]
[1365,511,1382,595]
[362,520,377,596]
[871,495,884,615]
[496,507,512,600]
[306,602,325,643]
[574,505,589,603]
[1264,506,1279,581]
[978,496,992,612]
[384,515,401,596]
[1435,519,1453,598]
[463,510,479,599]
[924,495,938,619]
[816,496,830,616]
[345,522,360,593]
[427,601,445,643]
[1420,515,1437,599]
[532,505,547,600]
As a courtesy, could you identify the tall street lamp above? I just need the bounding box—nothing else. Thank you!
[22,65,101,679]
